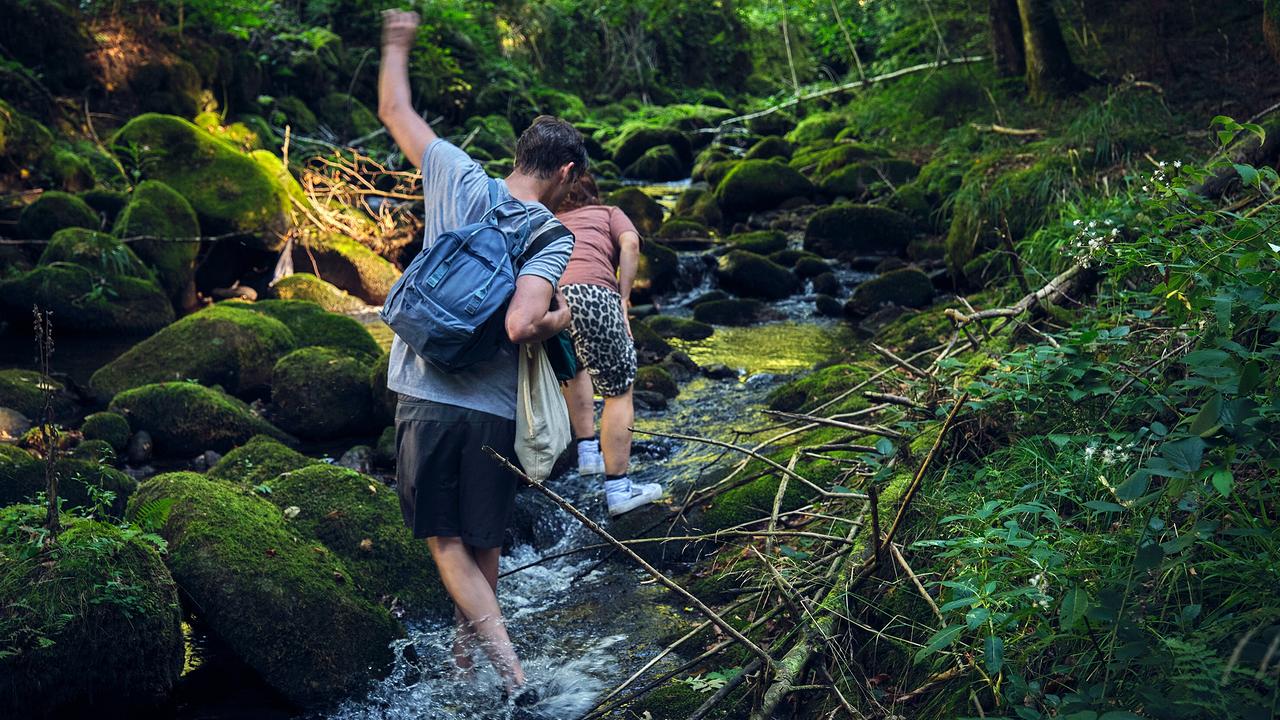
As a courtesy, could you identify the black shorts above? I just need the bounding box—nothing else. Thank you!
[395,396,519,548]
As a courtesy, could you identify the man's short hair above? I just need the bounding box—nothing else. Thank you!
[513,116,588,180]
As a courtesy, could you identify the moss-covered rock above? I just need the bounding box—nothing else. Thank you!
[463,114,517,158]
[673,187,723,228]
[655,219,710,241]
[785,112,847,145]
[725,229,787,255]
[111,114,293,247]
[0,505,183,716]
[744,136,792,161]
[634,366,678,399]
[701,470,808,531]
[88,303,296,401]
[271,347,374,440]
[624,144,688,181]
[48,148,95,191]
[207,434,319,487]
[803,204,915,259]
[692,298,765,326]
[127,472,401,708]
[374,425,396,468]
[714,159,814,216]
[273,96,317,134]
[644,315,714,341]
[81,411,130,452]
[631,682,707,720]
[604,187,665,236]
[109,382,291,456]
[0,1,92,93]
[132,59,203,117]
[821,159,920,199]
[0,368,77,420]
[16,191,99,239]
[636,240,682,298]
[875,305,958,355]
[630,320,673,362]
[290,234,399,304]
[815,293,843,317]
[0,447,136,518]
[846,267,935,316]
[38,228,151,279]
[113,180,200,307]
[812,272,843,297]
[70,438,116,464]
[766,364,870,413]
[315,92,380,141]
[260,464,445,611]
[790,141,890,177]
[962,248,1015,289]
[607,125,691,171]
[716,250,798,300]
[77,189,128,224]
[243,299,382,359]
[0,264,174,334]
[793,256,831,279]
[272,272,365,312]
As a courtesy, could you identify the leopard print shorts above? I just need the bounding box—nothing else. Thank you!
[561,283,637,397]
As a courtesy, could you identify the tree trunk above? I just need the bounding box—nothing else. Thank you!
[1016,0,1087,100]
[989,0,1025,77]
[1265,0,1280,66]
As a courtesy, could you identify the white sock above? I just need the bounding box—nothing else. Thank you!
[578,439,600,456]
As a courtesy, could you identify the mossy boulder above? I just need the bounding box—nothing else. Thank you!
[78,189,128,224]
[624,144,688,181]
[0,99,54,170]
[744,136,792,161]
[655,219,711,241]
[243,299,382,359]
[794,256,831,279]
[0,264,174,334]
[634,366,678,399]
[70,438,117,464]
[962,248,1015,289]
[48,148,95,192]
[604,187,665,236]
[644,315,714,341]
[821,159,920,199]
[632,682,707,720]
[38,228,152,279]
[109,382,292,456]
[0,505,183,717]
[692,298,765,326]
[716,250,798,300]
[88,304,296,401]
[691,147,730,182]
[207,434,320,487]
[272,272,365,312]
[374,425,396,468]
[0,0,93,93]
[636,240,682,298]
[111,114,293,247]
[315,92,380,141]
[726,229,787,255]
[791,142,890,177]
[0,447,136,518]
[630,320,673,363]
[81,411,130,452]
[701,469,808,531]
[132,59,203,117]
[845,267,935,316]
[607,125,691,171]
[259,464,446,611]
[271,347,374,440]
[673,187,723,228]
[803,204,915,259]
[16,191,99,239]
[127,473,401,708]
[714,159,814,216]
[785,112,847,145]
[0,368,77,420]
[290,234,400,304]
[113,180,201,307]
[767,364,870,413]
[273,96,317,133]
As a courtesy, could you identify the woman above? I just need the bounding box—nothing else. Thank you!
[557,174,663,516]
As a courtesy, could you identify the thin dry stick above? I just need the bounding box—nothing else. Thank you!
[484,446,775,671]
[890,542,943,625]
[883,394,968,547]
[945,264,1085,327]
[762,410,906,440]
[863,391,929,411]
[766,451,798,556]
[869,485,882,568]
[870,343,933,382]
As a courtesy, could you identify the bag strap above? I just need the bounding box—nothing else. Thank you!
[515,220,573,270]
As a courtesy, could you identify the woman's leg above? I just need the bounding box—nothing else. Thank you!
[562,369,597,441]
[428,536,525,691]
[600,387,634,476]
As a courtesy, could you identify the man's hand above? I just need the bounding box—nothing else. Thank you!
[381,9,420,50]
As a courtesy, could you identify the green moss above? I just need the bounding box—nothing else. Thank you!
[691,147,730,183]
[295,234,400,304]
[0,505,183,716]
[126,473,401,707]
[744,136,792,161]
[78,189,128,224]
[606,125,691,170]
[791,142,891,177]
[49,148,95,191]
[716,250,798,300]
[794,256,831,279]
[0,368,76,420]
[725,229,787,255]
[673,187,723,229]
[88,303,296,401]
[260,464,445,611]
[785,112,847,145]
[207,435,320,486]
[701,470,809,531]
[114,180,200,304]
[637,240,681,297]
[644,315,714,341]
[847,267,936,316]
[714,159,814,216]
[875,305,958,355]
[16,191,99,239]
[111,114,292,247]
[803,203,915,259]
[271,347,374,440]
[692,298,764,326]
[631,319,673,360]
[38,228,152,280]
[315,92,380,141]
[632,682,707,719]
[962,248,1014,289]
[70,438,116,464]
[369,352,395,427]
[767,364,870,413]
[272,272,364,312]
[0,264,173,334]
[746,109,794,137]
[81,411,130,452]
[604,187,665,236]
[624,144,687,181]
[463,114,517,157]
[0,448,136,518]
[374,425,396,468]
[702,159,739,189]
[243,299,381,359]
[821,159,919,198]
[655,219,709,240]
[635,365,678,398]
[274,96,317,133]
[0,98,54,167]
[109,382,291,456]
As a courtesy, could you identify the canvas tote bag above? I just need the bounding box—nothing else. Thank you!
[514,342,571,482]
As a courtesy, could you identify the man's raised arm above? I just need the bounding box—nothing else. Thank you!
[377,10,437,169]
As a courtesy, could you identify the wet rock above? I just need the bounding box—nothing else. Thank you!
[715,250,799,301]
[272,272,365,312]
[127,472,402,708]
[508,488,565,551]
[271,347,375,440]
[815,293,844,317]
[114,180,201,308]
[804,203,916,260]
[81,411,130,452]
[702,363,739,380]
[127,430,154,465]
[0,407,31,442]
[632,390,669,411]
[16,191,100,240]
[606,126,691,172]
[604,187,665,236]
[211,284,258,300]
[744,135,792,161]
[844,267,935,317]
[635,366,678,399]
[337,445,374,474]
[288,234,400,304]
[714,159,814,217]
[725,229,786,255]
[110,382,292,457]
[189,449,222,472]
[644,315,714,341]
[0,368,77,421]
[624,144,687,181]
[794,255,831,279]
[688,290,730,307]
[672,186,723,229]
[875,256,910,273]
[692,298,765,326]
[630,321,673,365]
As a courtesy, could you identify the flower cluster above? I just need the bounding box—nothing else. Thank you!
[1084,439,1137,466]
[1071,217,1122,267]
[1140,159,1182,194]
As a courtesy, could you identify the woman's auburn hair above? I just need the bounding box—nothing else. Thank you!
[558,173,601,213]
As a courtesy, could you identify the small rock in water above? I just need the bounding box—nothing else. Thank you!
[0,406,32,442]
[127,430,153,464]
[338,445,374,474]
[190,449,222,471]
[702,363,738,380]
[633,390,668,411]
[745,372,778,388]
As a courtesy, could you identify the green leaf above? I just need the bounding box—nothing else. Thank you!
[1234,164,1260,187]
[984,635,1004,675]
[1161,437,1205,473]
[1060,585,1088,630]
[1189,394,1223,437]
[1211,469,1234,497]
[1135,542,1165,571]
[1099,712,1146,720]
[1084,500,1125,513]
[914,625,964,662]
[966,606,990,630]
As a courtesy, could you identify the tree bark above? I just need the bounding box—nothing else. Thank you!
[989,0,1025,77]
[1016,0,1087,100]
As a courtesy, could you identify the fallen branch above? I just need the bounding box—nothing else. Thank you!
[762,410,906,440]
[944,264,1085,327]
[870,343,933,382]
[863,391,929,411]
[970,122,1043,136]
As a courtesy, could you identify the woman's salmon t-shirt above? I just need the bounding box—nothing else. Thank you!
[556,204,639,293]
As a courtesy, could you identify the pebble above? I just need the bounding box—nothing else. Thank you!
[190,450,223,471]
[337,445,374,474]
[127,430,153,464]
[0,407,32,442]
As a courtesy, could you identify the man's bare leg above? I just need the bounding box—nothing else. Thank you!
[451,544,502,675]
[600,388,634,476]
[428,537,525,691]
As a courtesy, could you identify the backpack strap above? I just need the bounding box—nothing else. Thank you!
[515,219,573,271]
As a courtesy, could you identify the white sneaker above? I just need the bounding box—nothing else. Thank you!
[577,439,605,476]
[607,481,664,517]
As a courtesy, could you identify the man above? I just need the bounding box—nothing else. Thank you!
[378,9,585,705]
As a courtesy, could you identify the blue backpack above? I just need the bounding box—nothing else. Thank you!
[381,179,571,372]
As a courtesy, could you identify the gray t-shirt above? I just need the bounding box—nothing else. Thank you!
[386,139,573,419]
